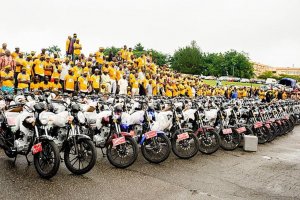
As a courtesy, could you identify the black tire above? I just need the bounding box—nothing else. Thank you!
[141,133,171,164]
[275,121,285,136]
[288,119,295,132]
[253,126,271,144]
[219,129,241,151]
[107,137,138,168]
[171,131,199,159]
[268,123,278,142]
[64,139,97,175]
[197,130,220,154]
[34,141,60,179]
[4,150,17,158]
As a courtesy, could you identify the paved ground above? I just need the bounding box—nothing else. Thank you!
[0,127,300,200]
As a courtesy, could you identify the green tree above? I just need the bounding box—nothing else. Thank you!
[134,43,144,52]
[171,41,205,74]
[103,46,120,56]
[258,71,278,79]
[46,45,61,57]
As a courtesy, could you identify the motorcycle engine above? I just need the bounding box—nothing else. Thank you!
[14,136,29,152]
[94,127,110,147]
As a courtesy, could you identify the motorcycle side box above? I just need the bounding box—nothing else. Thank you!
[243,135,258,152]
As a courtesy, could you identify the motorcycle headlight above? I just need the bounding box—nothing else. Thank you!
[40,117,48,125]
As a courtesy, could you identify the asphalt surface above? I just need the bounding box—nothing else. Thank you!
[0,127,300,200]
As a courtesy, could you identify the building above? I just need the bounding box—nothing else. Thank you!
[252,62,300,77]
[252,62,272,77]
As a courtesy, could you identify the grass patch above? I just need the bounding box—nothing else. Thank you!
[202,80,262,87]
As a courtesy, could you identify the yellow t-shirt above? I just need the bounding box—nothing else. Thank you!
[65,74,77,91]
[40,82,52,91]
[11,52,19,59]
[30,82,40,91]
[0,71,14,87]
[51,71,60,80]
[95,52,104,64]
[17,73,30,89]
[108,67,116,80]
[130,78,139,89]
[165,84,173,97]
[78,76,89,92]
[51,82,62,92]
[44,61,53,76]
[74,43,82,55]
[33,59,45,76]
[90,74,100,89]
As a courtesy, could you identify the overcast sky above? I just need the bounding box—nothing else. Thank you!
[1,0,299,67]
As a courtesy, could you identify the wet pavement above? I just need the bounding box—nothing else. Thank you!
[0,127,300,200]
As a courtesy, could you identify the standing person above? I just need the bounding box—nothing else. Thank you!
[66,36,72,56]
[11,47,20,59]
[95,47,105,70]
[0,43,8,56]
[0,50,16,71]
[17,66,30,93]
[101,69,111,93]
[0,65,14,93]
[130,73,140,96]
[90,69,101,93]
[118,74,128,95]
[77,70,90,94]
[64,68,76,94]
[146,79,153,97]
[33,56,45,81]
[68,33,77,61]
[231,88,238,99]
[60,58,70,91]
[73,39,82,62]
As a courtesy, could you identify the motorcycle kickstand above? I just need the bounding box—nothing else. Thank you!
[100,148,106,157]
[25,155,31,166]
[13,155,18,165]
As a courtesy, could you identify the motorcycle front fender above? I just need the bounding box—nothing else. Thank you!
[139,131,166,145]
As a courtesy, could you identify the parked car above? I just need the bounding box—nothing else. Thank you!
[266,78,277,85]
[240,78,250,83]
[205,76,216,80]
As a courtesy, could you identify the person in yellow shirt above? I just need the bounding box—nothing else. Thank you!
[90,69,100,93]
[73,62,83,78]
[17,67,30,93]
[165,82,173,97]
[0,43,7,56]
[77,71,90,93]
[30,76,41,92]
[95,47,105,67]
[130,73,140,96]
[11,47,20,59]
[73,39,82,61]
[33,56,45,81]
[127,48,133,61]
[40,76,52,91]
[51,65,62,81]
[1,65,14,93]
[51,77,62,92]
[44,56,54,78]
[120,45,128,60]
[64,68,77,93]
[66,36,71,55]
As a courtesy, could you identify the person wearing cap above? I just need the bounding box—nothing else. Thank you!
[0,43,8,56]
[120,45,128,61]
[51,77,62,92]
[64,68,77,94]
[30,75,41,92]
[90,68,100,93]
[95,47,105,69]
[101,68,111,93]
[0,65,14,93]
[33,55,45,81]
[73,39,82,61]
[44,56,54,78]
[17,66,30,93]
[37,48,48,59]
[40,76,52,91]
[77,68,90,93]
[11,47,20,59]
[66,36,72,56]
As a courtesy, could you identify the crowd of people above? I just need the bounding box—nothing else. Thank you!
[0,33,293,101]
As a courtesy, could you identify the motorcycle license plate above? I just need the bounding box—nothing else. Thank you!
[265,124,271,129]
[145,131,157,139]
[32,143,43,155]
[236,127,246,134]
[112,137,126,147]
[254,122,263,128]
[222,128,232,134]
[177,132,190,141]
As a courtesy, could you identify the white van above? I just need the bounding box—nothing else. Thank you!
[266,78,277,85]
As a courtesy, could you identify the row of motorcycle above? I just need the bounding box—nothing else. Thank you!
[0,92,299,179]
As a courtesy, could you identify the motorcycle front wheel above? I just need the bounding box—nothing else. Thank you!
[34,141,60,179]
[171,131,199,159]
[141,134,171,164]
[64,139,97,175]
[107,137,138,168]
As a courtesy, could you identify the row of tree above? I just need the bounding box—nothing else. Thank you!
[45,41,254,78]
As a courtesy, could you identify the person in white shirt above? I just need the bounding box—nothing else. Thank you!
[118,75,128,95]
[101,70,111,93]
[60,59,70,91]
